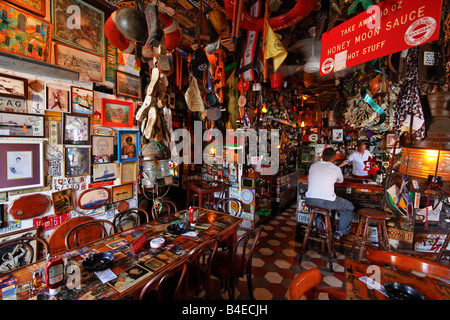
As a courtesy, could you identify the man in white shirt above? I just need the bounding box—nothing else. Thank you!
[347,142,373,178]
[305,147,354,240]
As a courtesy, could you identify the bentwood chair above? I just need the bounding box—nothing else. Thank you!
[112,208,150,232]
[287,268,323,300]
[0,236,50,272]
[203,181,228,210]
[151,199,178,220]
[65,219,115,251]
[217,198,243,218]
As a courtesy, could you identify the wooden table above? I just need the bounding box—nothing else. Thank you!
[344,257,450,300]
[186,180,225,208]
[0,208,242,300]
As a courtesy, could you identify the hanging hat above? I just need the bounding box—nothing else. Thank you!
[191,48,209,80]
[208,10,229,38]
[114,7,148,43]
[105,11,134,53]
[159,13,182,51]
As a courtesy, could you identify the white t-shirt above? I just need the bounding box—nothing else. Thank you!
[305,161,344,201]
[348,150,372,176]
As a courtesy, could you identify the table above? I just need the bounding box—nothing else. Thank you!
[186,180,226,208]
[0,208,242,300]
[344,257,450,300]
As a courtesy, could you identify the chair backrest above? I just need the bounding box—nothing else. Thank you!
[0,236,49,272]
[151,200,178,220]
[65,219,115,250]
[205,181,227,209]
[365,248,450,280]
[288,268,323,300]
[113,208,150,232]
[217,198,243,218]
[232,225,263,276]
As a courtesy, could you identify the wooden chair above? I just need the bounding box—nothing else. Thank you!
[151,199,178,220]
[217,198,243,218]
[112,208,150,232]
[365,248,450,280]
[211,225,263,300]
[287,268,323,300]
[0,236,50,271]
[65,219,115,251]
[203,181,228,210]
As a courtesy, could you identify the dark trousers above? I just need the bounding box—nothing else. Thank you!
[305,197,354,235]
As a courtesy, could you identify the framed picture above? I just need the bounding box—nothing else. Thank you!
[0,2,52,62]
[77,187,110,210]
[0,112,44,138]
[71,87,94,115]
[63,113,90,145]
[332,129,344,142]
[92,135,114,164]
[101,99,134,127]
[51,189,74,215]
[52,0,105,56]
[46,85,70,112]
[5,0,46,16]
[0,227,39,273]
[54,43,103,83]
[0,96,27,113]
[111,183,134,203]
[64,146,91,177]
[0,73,28,100]
[116,71,142,100]
[386,133,397,148]
[92,163,117,182]
[117,130,140,163]
[0,140,44,192]
[120,162,137,183]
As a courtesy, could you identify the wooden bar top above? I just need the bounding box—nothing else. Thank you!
[298,176,385,192]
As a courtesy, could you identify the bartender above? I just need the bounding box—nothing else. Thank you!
[347,142,373,179]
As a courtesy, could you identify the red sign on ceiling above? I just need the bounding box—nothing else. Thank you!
[319,0,442,76]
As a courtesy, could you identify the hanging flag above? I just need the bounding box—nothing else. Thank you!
[264,24,287,72]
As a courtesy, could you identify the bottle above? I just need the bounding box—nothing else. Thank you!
[32,269,43,291]
[45,254,64,295]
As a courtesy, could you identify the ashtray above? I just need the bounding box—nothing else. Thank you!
[167,223,187,235]
[81,252,114,272]
[383,282,425,300]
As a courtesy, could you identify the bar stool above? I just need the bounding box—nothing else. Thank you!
[351,208,391,261]
[299,205,335,272]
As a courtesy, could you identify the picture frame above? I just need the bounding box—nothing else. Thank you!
[63,113,90,145]
[0,140,44,192]
[386,133,397,149]
[120,162,137,184]
[51,189,74,215]
[0,73,28,100]
[117,130,140,163]
[0,2,52,62]
[71,86,94,115]
[77,187,110,210]
[92,135,114,164]
[0,112,44,138]
[54,43,103,83]
[0,96,27,113]
[0,226,39,273]
[4,0,46,17]
[101,99,134,127]
[111,183,134,203]
[52,0,105,56]
[116,70,142,100]
[92,163,117,182]
[332,129,344,142]
[64,146,91,177]
[45,85,70,112]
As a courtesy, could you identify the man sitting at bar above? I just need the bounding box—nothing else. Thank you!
[348,141,373,179]
[305,147,354,240]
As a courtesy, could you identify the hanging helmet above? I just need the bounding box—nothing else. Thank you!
[114,7,148,43]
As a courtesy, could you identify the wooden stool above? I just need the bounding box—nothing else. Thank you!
[299,205,335,272]
[351,208,391,261]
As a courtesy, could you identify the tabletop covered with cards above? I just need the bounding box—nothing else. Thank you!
[0,208,242,300]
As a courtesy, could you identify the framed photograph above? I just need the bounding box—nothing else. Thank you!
[64,146,91,177]
[46,85,70,112]
[0,112,44,138]
[332,129,343,142]
[51,189,74,215]
[77,187,110,210]
[52,0,105,56]
[120,162,137,184]
[92,135,114,164]
[92,163,117,182]
[386,133,397,148]
[0,227,39,273]
[0,73,28,100]
[63,113,90,145]
[0,140,44,192]
[0,2,52,62]
[71,87,94,115]
[117,130,140,163]
[116,71,142,100]
[101,99,134,127]
[111,183,134,203]
[54,43,103,83]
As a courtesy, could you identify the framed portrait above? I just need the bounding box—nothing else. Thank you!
[54,43,103,83]
[4,0,46,16]
[117,130,140,163]
[92,135,114,164]
[0,112,44,138]
[77,187,110,210]
[63,113,90,145]
[46,85,70,112]
[71,87,94,115]
[92,163,117,182]
[120,162,137,184]
[101,99,134,127]
[51,189,74,215]
[116,71,142,100]
[111,183,134,203]
[0,140,44,192]
[0,227,39,273]
[52,0,104,56]
[0,73,28,100]
[64,146,91,177]
[0,2,52,62]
